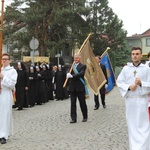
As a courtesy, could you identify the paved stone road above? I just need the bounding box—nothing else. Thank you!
[1,87,129,150]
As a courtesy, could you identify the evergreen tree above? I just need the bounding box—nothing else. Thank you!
[86,0,128,67]
[4,0,90,56]
[4,0,128,67]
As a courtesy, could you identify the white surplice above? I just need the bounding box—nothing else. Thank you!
[0,65,17,139]
[145,61,150,67]
[117,63,150,150]
[145,61,150,107]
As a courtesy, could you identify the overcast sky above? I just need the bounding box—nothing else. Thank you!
[108,0,150,36]
[2,0,150,36]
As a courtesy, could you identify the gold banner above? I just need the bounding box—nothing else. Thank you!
[23,56,49,63]
[80,40,106,95]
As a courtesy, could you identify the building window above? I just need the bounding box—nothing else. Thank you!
[146,38,150,46]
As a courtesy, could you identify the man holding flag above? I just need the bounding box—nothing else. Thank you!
[94,55,108,109]
[66,53,88,123]
[64,33,107,123]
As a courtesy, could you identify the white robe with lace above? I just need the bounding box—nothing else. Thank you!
[117,63,150,150]
[145,61,150,107]
[0,65,17,139]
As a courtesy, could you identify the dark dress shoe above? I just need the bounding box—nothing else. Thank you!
[70,120,77,123]
[103,105,106,108]
[94,107,99,110]
[36,103,42,105]
[17,107,23,110]
[12,105,17,108]
[82,119,87,122]
[1,138,6,144]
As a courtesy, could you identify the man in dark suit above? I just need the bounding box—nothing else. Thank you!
[67,53,88,123]
[94,55,108,110]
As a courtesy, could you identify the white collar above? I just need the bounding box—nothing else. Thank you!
[75,63,79,66]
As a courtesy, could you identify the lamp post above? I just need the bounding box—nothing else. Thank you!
[138,35,142,50]
[0,0,4,69]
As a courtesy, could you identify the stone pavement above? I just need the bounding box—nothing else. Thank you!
[1,87,129,150]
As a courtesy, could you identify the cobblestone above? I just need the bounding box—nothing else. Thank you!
[1,87,129,150]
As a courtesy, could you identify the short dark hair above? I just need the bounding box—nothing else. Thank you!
[131,46,142,53]
[2,53,10,60]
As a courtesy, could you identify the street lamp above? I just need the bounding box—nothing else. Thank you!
[0,0,4,69]
[138,35,143,50]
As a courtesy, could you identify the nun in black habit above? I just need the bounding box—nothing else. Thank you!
[35,65,47,104]
[54,65,69,100]
[15,62,29,110]
[28,66,36,107]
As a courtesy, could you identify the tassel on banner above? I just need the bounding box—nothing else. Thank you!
[13,91,16,103]
[148,94,150,121]
[148,107,150,121]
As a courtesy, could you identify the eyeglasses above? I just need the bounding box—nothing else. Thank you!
[2,58,10,61]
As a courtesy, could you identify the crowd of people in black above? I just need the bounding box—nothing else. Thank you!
[13,61,69,110]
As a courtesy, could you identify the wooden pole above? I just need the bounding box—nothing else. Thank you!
[0,0,4,93]
[63,32,93,88]
[0,0,4,69]
[100,47,110,58]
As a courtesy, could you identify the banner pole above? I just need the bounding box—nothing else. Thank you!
[100,47,110,58]
[0,0,5,93]
[0,0,4,69]
[63,32,93,88]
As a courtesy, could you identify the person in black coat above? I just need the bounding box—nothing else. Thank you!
[94,56,108,110]
[67,53,88,123]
